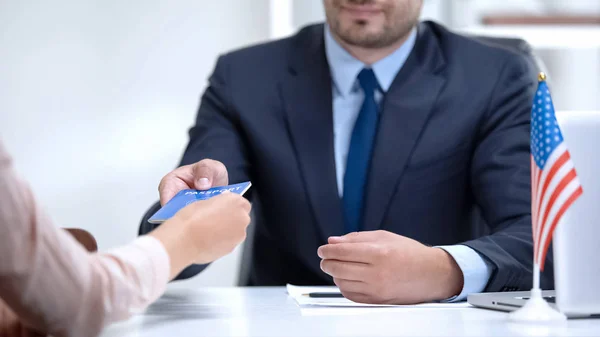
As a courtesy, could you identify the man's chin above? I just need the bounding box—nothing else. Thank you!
[338,31,387,48]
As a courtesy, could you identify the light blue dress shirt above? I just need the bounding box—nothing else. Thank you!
[324,25,492,301]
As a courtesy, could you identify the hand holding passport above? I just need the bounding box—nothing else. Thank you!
[149,160,253,267]
[149,181,252,224]
[147,182,252,272]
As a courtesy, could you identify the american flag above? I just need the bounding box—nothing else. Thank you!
[530,78,583,271]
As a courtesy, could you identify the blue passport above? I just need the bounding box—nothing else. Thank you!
[148,181,252,224]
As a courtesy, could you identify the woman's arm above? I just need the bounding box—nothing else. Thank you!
[0,141,251,336]
[0,141,171,336]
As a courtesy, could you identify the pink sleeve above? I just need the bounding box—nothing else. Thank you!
[0,141,170,337]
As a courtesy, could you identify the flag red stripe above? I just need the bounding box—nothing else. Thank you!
[534,151,570,230]
[534,158,542,194]
[535,168,578,248]
[539,186,583,271]
[533,151,571,251]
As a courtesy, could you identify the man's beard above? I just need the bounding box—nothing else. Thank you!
[329,0,419,49]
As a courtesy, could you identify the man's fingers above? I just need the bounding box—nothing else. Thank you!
[320,259,369,281]
[328,230,389,244]
[158,160,229,205]
[192,159,228,190]
[327,236,344,244]
[159,178,192,206]
[333,278,367,294]
[339,291,374,304]
[158,164,197,205]
[317,243,375,263]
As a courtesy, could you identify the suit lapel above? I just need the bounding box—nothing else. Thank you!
[280,25,345,240]
[361,25,447,232]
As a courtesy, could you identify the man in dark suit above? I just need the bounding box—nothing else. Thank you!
[143,0,551,304]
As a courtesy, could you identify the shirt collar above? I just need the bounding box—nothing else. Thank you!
[324,24,417,97]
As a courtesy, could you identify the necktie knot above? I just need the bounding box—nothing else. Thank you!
[357,68,379,97]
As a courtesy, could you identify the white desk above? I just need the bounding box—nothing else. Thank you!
[100,286,600,337]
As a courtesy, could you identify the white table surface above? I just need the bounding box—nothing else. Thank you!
[100,286,600,337]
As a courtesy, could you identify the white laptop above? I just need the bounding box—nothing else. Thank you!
[468,111,600,318]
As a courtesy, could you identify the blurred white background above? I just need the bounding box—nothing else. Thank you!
[0,0,270,287]
[1,0,598,288]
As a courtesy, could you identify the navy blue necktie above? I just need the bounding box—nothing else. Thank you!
[343,68,380,234]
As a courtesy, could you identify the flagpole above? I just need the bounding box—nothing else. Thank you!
[533,72,546,296]
[533,262,540,290]
[508,72,567,322]
[529,262,543,304]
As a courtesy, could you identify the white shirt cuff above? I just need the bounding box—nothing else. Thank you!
[437,244,493,302]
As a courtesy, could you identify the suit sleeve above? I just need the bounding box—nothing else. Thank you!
[462,54,553,292]
[180,55,252,181]
[139,55,252,281]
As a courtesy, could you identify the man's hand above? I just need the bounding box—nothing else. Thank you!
[317,230,464,304]
[158,159,229,205]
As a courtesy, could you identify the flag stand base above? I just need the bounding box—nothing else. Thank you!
[508,288,566,322]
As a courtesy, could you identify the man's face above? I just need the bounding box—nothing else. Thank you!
[324,0,423,49]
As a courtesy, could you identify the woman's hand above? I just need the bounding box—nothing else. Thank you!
[149,192,252,279]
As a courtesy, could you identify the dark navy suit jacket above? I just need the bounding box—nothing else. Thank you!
[141,21,553,292]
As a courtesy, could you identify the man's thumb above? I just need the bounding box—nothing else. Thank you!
[328,231,378,244]
[192,159,228,190]
[196,177,211,190]
[191,159,229,190]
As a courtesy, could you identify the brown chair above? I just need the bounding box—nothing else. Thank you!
[64,228,98,252]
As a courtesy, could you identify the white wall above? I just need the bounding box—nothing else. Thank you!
[0,0,269,287]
